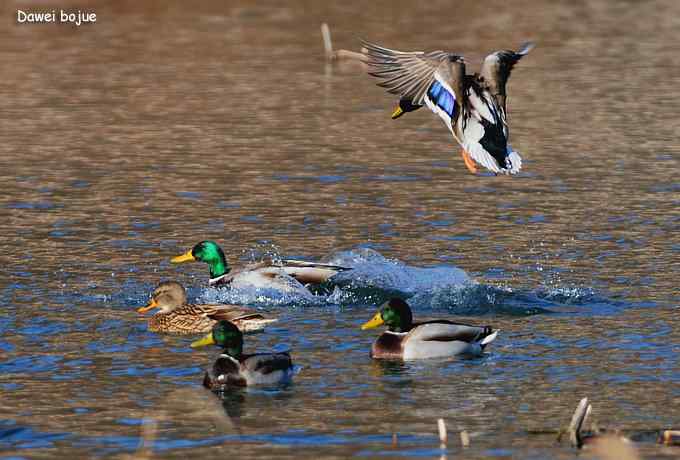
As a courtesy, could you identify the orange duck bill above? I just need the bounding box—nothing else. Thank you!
[137,298,158,314]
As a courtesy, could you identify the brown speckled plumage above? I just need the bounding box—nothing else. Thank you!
[139,281,276,334]
[147,303,275,334]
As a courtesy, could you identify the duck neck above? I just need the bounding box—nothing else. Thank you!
[388,320,412,333]
[207,258,229,279]
[224,344,242,359]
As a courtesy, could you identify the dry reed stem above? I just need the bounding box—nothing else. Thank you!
[460,430,470,448]
[568,397,591,448]
[437,418,447,449]
[320,23,368,65]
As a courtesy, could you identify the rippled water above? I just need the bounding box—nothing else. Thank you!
[1,0,679,458]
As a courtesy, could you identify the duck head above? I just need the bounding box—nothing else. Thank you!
[171,241,230,279]
[138,281,187,314]
[191,321,243,358]
[361,298,413,333]
[391,97,421,119]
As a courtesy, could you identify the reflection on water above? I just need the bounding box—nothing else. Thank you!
[1,0,679,458]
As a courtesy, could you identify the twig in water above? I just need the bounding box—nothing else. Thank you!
[321,23,333,60]
[320,23,367,63]
[437,418,447,449]
[568,397,591,448]
[460,430,470,448]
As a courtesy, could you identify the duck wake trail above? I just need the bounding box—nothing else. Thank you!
[192,248,625,316]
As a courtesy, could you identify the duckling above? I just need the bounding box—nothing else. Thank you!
[361,298,498,360]
[137,281,276,334]
[191,320,294,388]
[363,40,534,174]
[171,241,350,291]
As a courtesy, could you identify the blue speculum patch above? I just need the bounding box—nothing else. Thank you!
[428,81,456,118]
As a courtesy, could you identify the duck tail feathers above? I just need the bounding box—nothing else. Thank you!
[506,148,522,174]
[480,330,499,348]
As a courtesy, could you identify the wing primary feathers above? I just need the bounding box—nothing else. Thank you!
[362,39,530,175]
[361,40,457,106]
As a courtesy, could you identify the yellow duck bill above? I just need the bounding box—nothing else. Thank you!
[137,298,158,314]
[190,333,215,348]
[171,250,195,263]
[361,312,384,330]
[391,106,404,119]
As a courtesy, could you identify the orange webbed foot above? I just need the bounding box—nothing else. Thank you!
[460,149,478,174]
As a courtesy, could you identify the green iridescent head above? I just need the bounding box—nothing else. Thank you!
[171,241,230,279]
[191,321,243,358]
[361,298,413,333]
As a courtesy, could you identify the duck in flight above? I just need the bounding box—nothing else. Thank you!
[363,40,534,175]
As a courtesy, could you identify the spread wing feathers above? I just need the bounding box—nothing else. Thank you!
[480,42,534,110]
[409,321,495,344]
[362,40,455,105]
[460,84,518,173]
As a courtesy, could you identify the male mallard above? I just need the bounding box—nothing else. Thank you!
[137,281,276,334]
[171,241,350,290]
[191,320,294,388]
[361,298,498,360]
[363,40,534,175]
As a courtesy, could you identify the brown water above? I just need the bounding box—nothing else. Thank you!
[1,0,679,458]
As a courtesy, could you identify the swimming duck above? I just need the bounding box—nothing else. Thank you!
[191,320,294,388]
[137,281,276,334]
[361,298,498,360]
[171,241,350,291]
[363,40,534,174]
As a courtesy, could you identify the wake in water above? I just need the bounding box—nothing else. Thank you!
[192,247,623,316]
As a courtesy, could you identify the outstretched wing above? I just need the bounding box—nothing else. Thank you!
[363,40,451,103]
[362,40,463,133]
[479,42,534,111]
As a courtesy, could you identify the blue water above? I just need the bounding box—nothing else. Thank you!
[1,1,679,459]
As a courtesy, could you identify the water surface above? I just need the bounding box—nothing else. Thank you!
[1,0,679,458]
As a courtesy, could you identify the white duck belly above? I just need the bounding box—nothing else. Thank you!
[402,340,482,360]
[230,268,308,293]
